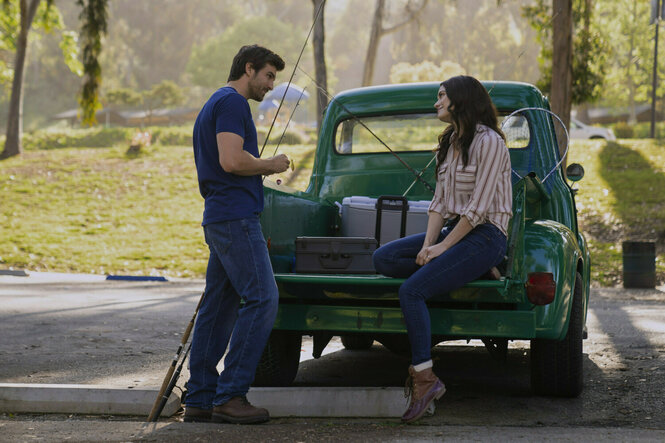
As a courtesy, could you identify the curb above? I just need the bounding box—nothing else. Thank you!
[0,384,179,417]
[0,384,403,418]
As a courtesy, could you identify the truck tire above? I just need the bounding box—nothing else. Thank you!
[377,335,411,356]
[253,330,302,387]
[341,334,374,350]
[530,271,584,397]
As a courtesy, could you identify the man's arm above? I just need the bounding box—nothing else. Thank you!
[217,132,290,176]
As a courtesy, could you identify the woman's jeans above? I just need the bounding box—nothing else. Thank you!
[185,216,278,408]
[373,223,506,366]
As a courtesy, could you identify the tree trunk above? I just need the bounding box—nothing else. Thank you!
[550,0,573,164]
[2,0,42,159]
[362,0,385,87]
[311,0,328,133]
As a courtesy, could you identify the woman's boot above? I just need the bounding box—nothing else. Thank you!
[402,365,446,423]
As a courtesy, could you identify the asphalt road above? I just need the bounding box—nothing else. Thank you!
[1,273,664,441]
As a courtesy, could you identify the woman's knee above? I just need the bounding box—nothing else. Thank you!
[372,247,392,275]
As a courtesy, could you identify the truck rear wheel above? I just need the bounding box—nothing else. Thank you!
[341,334,375,350]
[377,335,411,355]
[253,330,302,387]
[530,272,584,397]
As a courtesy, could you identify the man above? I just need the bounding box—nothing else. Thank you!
[184,45,289,425]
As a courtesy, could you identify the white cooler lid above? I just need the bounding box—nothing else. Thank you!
[342,196,431,212]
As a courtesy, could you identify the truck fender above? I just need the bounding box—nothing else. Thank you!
[523,220,583,340]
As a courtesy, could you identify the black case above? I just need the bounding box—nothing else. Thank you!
[295,237,377,274]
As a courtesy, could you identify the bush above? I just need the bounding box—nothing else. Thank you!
[151,127,192,146]
[612,122,634,139]
[23,127,133,150]
[631,122,665,139]
[257,126,307,145]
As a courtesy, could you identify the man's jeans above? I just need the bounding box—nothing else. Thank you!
[186,216,278,408]
[373,222,506,365]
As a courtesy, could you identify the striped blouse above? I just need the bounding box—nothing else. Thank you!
[428,124,513,237]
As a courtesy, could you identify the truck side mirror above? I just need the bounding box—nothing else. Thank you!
[566,163,585,182]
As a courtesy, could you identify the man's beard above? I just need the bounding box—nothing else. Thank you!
[248,77,266,102]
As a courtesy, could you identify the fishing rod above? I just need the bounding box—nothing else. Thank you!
[147,291,205,422]
[259,0,326,158]
[295,65,435,194]
[261,87,307,184]
[151,340,193,422]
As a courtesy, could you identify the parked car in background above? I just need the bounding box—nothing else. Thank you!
[570,117,616,140]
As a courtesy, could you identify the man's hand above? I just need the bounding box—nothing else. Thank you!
[266,154,290,175]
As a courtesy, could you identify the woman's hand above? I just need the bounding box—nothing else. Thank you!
[416,243,447,266]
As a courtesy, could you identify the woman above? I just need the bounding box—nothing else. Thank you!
[372,75,512,423]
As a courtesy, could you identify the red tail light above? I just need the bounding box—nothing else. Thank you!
[526,272,556,305]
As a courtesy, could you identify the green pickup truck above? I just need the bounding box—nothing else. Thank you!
[254,81,590,398]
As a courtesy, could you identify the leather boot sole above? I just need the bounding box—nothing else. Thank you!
[183,415,211,423]
[211,412,269,425]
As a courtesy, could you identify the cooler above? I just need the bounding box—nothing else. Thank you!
[341,195,431,245]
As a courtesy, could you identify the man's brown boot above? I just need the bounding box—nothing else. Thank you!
[402,365,446,423]
[183,406,212,423]
[212,396,270,424]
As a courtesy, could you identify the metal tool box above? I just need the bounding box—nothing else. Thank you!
[295,237,377,274]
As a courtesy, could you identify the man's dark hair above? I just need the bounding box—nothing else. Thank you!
[227,45,285,82]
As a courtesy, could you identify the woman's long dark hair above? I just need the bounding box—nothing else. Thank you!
[436,75,505,168]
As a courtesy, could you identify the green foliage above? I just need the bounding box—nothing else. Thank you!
[257,126,306,145]
[0,0,80,90]
[20,125,193,150]
[186,16,304,88]
[22,127,133,150]
[523,0,609,104]
[151,126,191,146]
[598,0,660,111]
[389,60,465,83]
[143,80,184,109]
[105,87,142,107]
[77,0,108,126]
[612,121,634,138]
[59,30,83,76]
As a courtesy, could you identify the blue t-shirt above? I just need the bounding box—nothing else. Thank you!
[193,86,263,225]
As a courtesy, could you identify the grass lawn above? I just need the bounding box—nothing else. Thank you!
[0,139,316,278]
[567,139,665,286]
[1,135,663,286]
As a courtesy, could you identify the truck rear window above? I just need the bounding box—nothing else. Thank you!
[334,113,530,155]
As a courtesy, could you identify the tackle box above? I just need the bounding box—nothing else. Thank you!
[341,195,430,245]
[295,236,377,274]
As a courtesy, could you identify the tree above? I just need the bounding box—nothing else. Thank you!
[186,16,305,90]
[362,0,428,86]
[597,0,655,123]
[523,0,610,155]
[2,0,47,159]
[1,0,107,159]
[142,80,184,125]
[551,0,573,159]
[389,60,465,83]
[311,0,327,132]
[77,0,107,126]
